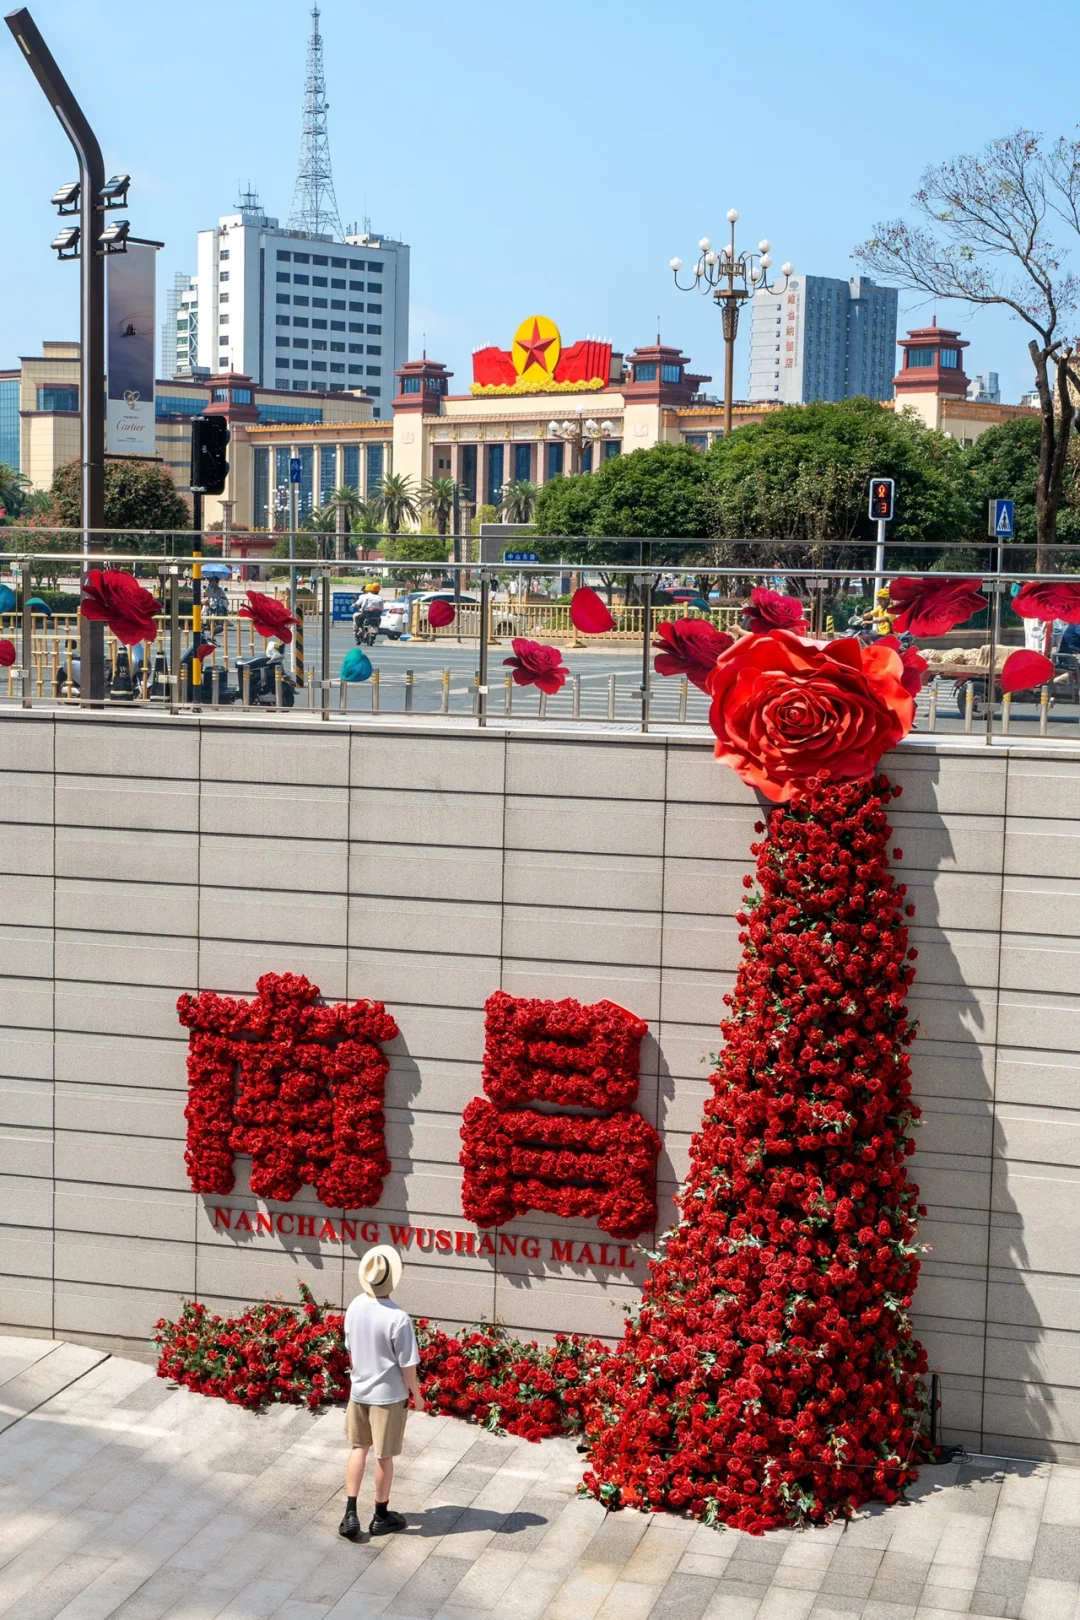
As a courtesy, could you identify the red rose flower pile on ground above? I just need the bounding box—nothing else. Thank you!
[578,773,931,1531]
[178,972,399,1209]
[154,1283,606,1440]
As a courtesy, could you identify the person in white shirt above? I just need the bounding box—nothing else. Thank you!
[339,1245,424,1540]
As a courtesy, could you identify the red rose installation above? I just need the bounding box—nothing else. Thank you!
[1011,580,1080,623]
[239,591,297,644]
[428,599,455,628]
[653,619,733,690]
[888,576,985,637]
[504,637,570,694]
[0,639,15,668]
[81,569,160,645]
[178,972,399,1209]
[460,991,660,1240]
[1000,648,1054,693]
[570,586,615,634]
[744,586,808,635]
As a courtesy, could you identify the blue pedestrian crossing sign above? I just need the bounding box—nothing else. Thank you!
[289,457,302,484]
[988,499,1014,538]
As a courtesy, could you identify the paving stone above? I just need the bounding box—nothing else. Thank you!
[1029,1521,1080,1582]
[383,1555,473,1618]
[647,1571,720,1620]
[969,1553,1031,1619]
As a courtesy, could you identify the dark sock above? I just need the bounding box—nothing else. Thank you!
[374,1500,389,1519]
[346,1496,357,1513]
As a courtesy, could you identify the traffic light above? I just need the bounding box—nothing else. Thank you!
[191,414,230,495]
[868,477,894,522]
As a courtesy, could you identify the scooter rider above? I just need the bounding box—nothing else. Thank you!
[353,582,385,644]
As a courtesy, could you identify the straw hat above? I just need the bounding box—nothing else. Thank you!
[358,1245,402,1299]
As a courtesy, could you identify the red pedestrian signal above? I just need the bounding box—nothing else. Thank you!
[868,477,894,522]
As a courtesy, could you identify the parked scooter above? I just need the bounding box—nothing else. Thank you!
[235,638,298,706]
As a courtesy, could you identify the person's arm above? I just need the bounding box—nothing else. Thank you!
[402,1363,425,1412]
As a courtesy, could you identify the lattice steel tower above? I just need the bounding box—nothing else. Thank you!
[287,6,342,238]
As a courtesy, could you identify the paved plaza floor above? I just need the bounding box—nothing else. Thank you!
[2,1338,1079,1620]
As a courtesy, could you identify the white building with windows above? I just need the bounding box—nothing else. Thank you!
[749,275,897,405]
[172,193,408,418]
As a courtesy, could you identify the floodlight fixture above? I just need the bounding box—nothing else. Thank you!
[50,224,80,258]
[99,217,130,252]
[100,173,130,207]
[51,179,80,213]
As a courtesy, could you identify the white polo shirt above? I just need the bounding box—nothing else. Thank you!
[343,1293,420,1406]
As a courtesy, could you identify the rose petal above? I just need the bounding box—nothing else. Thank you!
[570,587,615,634]
[428,600,455,628]
[1000,649,1054,693]
[0,639,15,668]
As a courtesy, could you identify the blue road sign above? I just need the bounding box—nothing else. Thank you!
[989,498,1015,538]
[289,457,302,484]
[504,550,540,563]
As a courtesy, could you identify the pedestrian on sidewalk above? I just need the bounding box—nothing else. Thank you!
[339,1245,425,1541]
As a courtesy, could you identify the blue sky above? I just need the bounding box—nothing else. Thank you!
[2,0,1078,403]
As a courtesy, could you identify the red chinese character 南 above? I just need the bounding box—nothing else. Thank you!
[178,972,399,1208]
[460,991,660,1239]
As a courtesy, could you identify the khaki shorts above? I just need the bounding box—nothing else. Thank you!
[345,1398,409,1457]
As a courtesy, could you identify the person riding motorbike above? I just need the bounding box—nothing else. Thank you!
[353,582,385,646]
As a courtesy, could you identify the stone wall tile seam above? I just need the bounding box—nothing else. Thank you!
[976,749,1010,1452]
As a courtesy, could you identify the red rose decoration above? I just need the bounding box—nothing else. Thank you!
[707,630,914,802]
[81,569,160,645]
[888,576,984,636]
[239,591,297,644]
[653,619,734,690]
[744,586,807,634]
[570,586,615,634]
[0,639,15,668]
[504,638,569,694]
[1012,581,1080,623]
[1001,649,1054,692]
[879,634,928,701]
[428,599,455,628]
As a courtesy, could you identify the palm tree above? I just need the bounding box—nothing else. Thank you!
[500,479,539,523]
[372,472,420,536]
[423,476,458,536]
[0,463,31,521]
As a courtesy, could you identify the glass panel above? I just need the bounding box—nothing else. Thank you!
[514,442,531,482]
[253,447,269,529]
[366,443,384,495]
[36,385,79,411]
[634,363,656,382]
[342,444,360,491]
[232,387,252,404]
[0,377,20,468]
[546,442,564,479]
[320,445,337,505]
[905,348,935,368]
[487,444,504,505]
[602,440,621,459]
[299,446,315,514]
[460,444,477,502]
[940,349,959,368]
[661,364,682,383]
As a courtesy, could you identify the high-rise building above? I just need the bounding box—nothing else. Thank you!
[161,271,197,379]
[161,8,409,415]
[749,275,898,405]
[968,371,1001,404]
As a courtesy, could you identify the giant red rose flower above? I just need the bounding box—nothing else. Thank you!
[239,591,297,644]
[888,576,984,636]
[707,630,914,801]
[653,619,733,690]
[1012,581,1080,624]
[744,586,807,634]
[81,569,160,645]
[504,638,569,694]
[0,639,15,668]
[878,634,929,701]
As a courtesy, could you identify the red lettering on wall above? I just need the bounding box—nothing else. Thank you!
[341,1219,358,1242]
[234,1210,252,1232]
[454,1230,476,1255]
[435,1230,453,1253]
[255,1213,273,1236]
[276,1213,295,1235]
[319,1218,339,1242]
[297,1216,316,1238]
[212,1207,232,1230]
[361,1221,380,1243]
[521,1236,541,1259]
[551,1239,574,1263]
[389,1224,414,1248]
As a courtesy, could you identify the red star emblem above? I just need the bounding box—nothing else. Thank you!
[515,319,556,374]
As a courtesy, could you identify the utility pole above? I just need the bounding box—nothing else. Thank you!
[7,7,106,699]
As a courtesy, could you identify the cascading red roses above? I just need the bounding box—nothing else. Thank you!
[888,576,985,637]
[81,569,160,645]
[580,774,931,1532]
[653,619,733,690]
[707,630,914,802]
[178,972,399,1208]
[240,591,297,643]
[503,638,569,694]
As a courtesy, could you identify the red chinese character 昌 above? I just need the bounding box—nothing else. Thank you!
[178,972,399,1208]
[460,991,660,1239]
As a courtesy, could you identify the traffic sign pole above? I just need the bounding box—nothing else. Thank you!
[289,456,302,675]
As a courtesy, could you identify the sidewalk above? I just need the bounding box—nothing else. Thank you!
[1,1337,1078,1620]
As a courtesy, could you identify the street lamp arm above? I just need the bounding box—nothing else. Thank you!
[6,8,105,181]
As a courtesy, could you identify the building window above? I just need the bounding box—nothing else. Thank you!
[294,296,309,307]
[313,340,327,351]
[277,359,290,369]
[348,344,361,354]
[277,250,291,261]
[940,349,960,368]
[298,445,314,512]
[367,324,382,335]
[219,272,229,282]
[906,348,935,368]
[602,440,621,460]
[366,386,381,397]
[365,365,381,376]
[367,443,385,494]
[294,338,309,349]
[661,364,682,383]
[312,318,327,329]
[277,294,290,305]
[350,281,363,292]
[349,302,363,312]
[330,320,345,331]
[320,445,336,505]
[312,254,328,266]
[276,272,290,283]
[684,434,707,452]
[36,385,79,411]
[366,344,381,355]
[367,303,382,313]
[349,324,362,334]
[634,363,656,382]
[330,363,345,373]
[219,250,230,260]
[367,282,382,293]
[349,260,363,271]
[276,315,291,327]
[400,376,421,393]
[312,361,327,372]
[313,298,327,309]
[211,387,229,402]
[331,257,346,269]
[546,441,564,480]
[330,341,345,353]
[253,446,269,528]
[459,444,477,501]
[330,300,345,311]
[349,365,363,376]
[219,314,229,324]
[293,317,309,328]
[276,336,290,347]
[276,378,289,389]
[293,357,309,369]
[343,444,360,491]
[293,274,309,285]
[292,382,307,391]
[367,261,383,273]
[312,276,327,287]
[581,445,593,474]
[232,388,252,404]
[514,442,531,482]
[294,252,309,264]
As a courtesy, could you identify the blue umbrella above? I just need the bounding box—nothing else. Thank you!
[200,563,232,579]
[340,646,372,682]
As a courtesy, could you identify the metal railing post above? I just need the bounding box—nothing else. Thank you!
[640,566,653,733]
[573,672,581,719]
[678,677,688,724]
[1039,684,1050,736]
[477,569,490,728]
[441,669,450,714]
[404,669,414,713]
[320,570,331,721]
[964,682,974,733]
[927,677,939,733]
[608,673,616,721]
[18,566,32,709]
[169,571,180,715]
[371,669,380,712]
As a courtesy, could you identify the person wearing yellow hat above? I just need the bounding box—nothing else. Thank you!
[339,1245,424,1541]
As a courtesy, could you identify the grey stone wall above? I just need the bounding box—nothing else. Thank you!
[0,710,1077,1463]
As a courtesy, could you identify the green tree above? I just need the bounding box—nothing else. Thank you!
[423,476,458,536]
[703,398,971,569]
[0,463,32,520]
[378,530,450,585]
[500,479,539,523]
[963,416,1080,550]
[41,456,190,551]
[372,471,420,535]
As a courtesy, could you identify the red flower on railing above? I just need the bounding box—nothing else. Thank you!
[653,619,734,690]
[1001,648,1055,692]
[888,576,985,636]
[428,599,455,628]
[81,569,160,645]
[239,591,297,644]
[0,639,15,668]
[177,972,399,1208]
[744,586,808,635]
[1011,580,1080,623]
[879,634,929,700]
[570,586,615,634]
[707,630,914,802]
[504,637,569,694]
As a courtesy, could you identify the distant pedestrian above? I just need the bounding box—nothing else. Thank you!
[339,1246,424,1541]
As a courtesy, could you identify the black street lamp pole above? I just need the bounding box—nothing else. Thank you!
[6,7,106,699]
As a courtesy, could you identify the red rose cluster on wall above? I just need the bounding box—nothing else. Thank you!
[580,775,931,1531]
[178,972,399,1209]
[460,991,660,1240]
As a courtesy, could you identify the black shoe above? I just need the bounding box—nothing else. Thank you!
[369,1509,407,1536]
[338,1507,361,1539]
